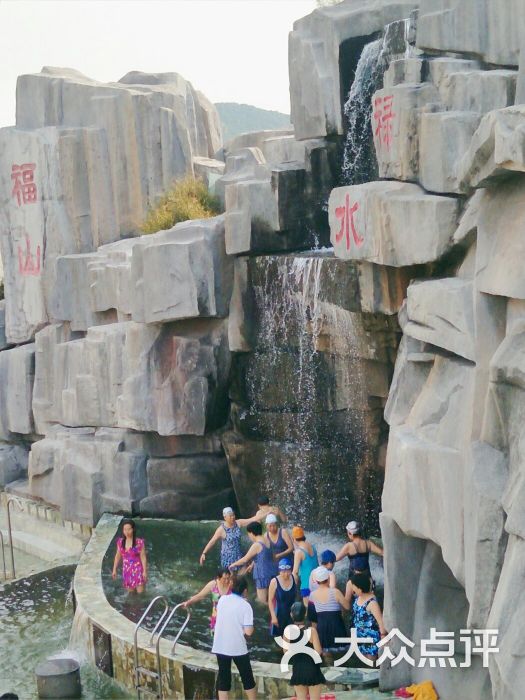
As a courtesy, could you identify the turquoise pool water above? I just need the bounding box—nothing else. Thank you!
[102,520,384,665]
[0,565,131,699]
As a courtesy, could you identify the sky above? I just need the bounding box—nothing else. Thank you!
[0,0,318,128]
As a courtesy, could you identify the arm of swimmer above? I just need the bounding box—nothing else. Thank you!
[368,599,387,636]
[230,542,260,570]
[184,580,213,606]
[369,541,384,557]
[335,544,349,562]
[200,526,222,564]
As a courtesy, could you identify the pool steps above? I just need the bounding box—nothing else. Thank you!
[0,490,90,567]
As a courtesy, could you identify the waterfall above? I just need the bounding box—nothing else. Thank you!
[342,17,415,185]
[341,38,386,185]
[68,605,94,663]
[246,254,373,531]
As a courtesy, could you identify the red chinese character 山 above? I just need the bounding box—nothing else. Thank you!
[11,163,37,206]
[18,235,41,276]
[373,95,395,149]
[335,194,364,251]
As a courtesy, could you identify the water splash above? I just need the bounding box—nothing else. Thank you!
[244,254,375,531]
[342,38,386,185]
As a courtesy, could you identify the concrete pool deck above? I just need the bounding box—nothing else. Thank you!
[73,514,383,699]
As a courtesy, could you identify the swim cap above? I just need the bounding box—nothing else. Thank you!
[265,513,278,524]
[278,558,292,570]
[320,549,336,564]
[313,566,330,583]
[346,520,360,534]
[292,526,305,539]
[222,507,234,517]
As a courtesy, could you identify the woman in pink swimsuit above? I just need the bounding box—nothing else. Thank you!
[112,519,147,593]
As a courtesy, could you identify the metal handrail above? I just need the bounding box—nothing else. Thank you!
[0,530,6,580]
[152,603,191,700]
[6,497,24,579]
[133,595,169,696]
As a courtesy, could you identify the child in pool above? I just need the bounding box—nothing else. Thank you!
[112,518,147,593]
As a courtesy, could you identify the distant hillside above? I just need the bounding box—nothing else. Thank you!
[215,103,292,143]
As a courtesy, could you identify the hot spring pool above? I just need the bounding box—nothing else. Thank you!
[101,519,384,665]
[0,565,131,699]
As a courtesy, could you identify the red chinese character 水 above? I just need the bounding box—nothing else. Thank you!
[373,95,395,149]
[335,194,364,251]
[11,163,37,206]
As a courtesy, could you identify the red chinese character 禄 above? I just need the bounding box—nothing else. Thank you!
[11,163,37,206]
[373,95,395,149]
[335,194,363,251]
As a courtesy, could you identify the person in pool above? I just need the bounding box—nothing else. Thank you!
[292,526,318,604]
[307,566,349,656]
[182,567,232,633]
[268,557,297,637]
[308,549,337,593]
[264,513,293,563]
[228,521,276,603]
[112,518,147,593]
[200,507,257,570]
[348,572,386,664]
[335,520,383,581]
[252,495,287,524]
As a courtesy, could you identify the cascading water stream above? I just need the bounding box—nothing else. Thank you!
[342,38,386,185]
[341,17,415,185]
[246,254,374,531]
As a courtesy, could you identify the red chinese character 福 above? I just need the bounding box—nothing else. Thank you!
[335,194,364,251]
[11,163,37,206]
[373,95,395,149]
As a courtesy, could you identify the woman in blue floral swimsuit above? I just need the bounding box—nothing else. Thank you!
[349,572,386,663]
[199,506,257,569]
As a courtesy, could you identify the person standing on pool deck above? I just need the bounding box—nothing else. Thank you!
[292,526,318,605]
[112,519,147,593]
[268,558,297,637]
[252,495,288,524]
[335,520,383,581]
[182,567,232,633]
[228,521,277,603]
[264,513,293,563]
[285,601,325,700]
[199,507,257,570]
[212,576,257,700]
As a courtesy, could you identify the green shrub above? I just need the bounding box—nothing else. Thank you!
[141,176,222,234]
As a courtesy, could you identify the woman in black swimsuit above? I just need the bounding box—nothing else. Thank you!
[335,520,383,580]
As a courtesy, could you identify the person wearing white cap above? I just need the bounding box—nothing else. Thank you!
[199,507,258,570]
[335,520,383,581]
[308,566,350,655]
[264,513,293,564]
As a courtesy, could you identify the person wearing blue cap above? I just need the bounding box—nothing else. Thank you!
[268,557,297,637]
[308,549,337,593]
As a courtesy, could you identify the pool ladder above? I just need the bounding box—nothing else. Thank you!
[133,596,191,699]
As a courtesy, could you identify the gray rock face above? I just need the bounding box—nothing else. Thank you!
[458,106,525,190]
[219,140,337,255]
[0,343,35,439]
[0,444,29,487]
[404,278,475,361]
[416,0,525,66]
[28,426,148,525]
[329,181,460,266]
[16,68,222,234]
[33,320,230,437]
[51,216,233,330]
[288,0,419,139]
[0,126,118,343]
